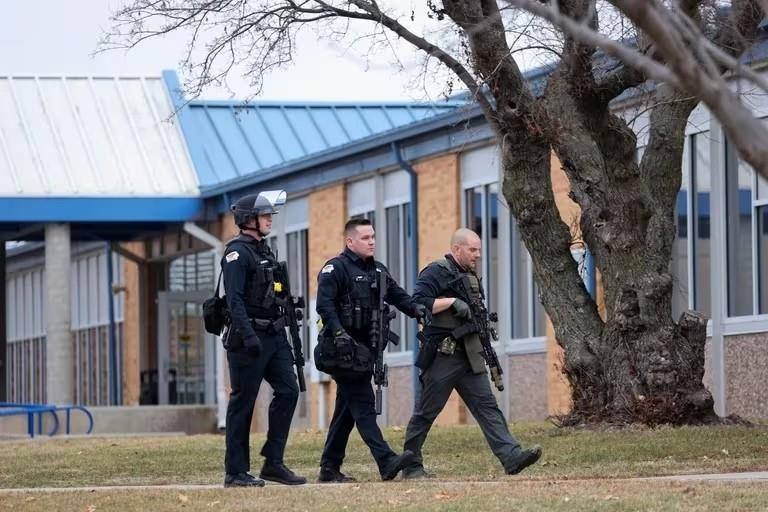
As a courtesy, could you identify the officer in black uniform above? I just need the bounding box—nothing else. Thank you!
[402,228,542,479]
[221,190,306,488]
[315,218,429,483]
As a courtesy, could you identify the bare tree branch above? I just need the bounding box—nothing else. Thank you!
[505,0,683,88]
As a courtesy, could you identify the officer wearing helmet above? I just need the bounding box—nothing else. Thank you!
[221,190,305,488]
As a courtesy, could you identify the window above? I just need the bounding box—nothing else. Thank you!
[286,230,310,361]
[759,206,768,314]
[6,266,46,404]
[672,139,691,318]
[383,203,415,352]
[71,249,125,406]
[168,250,215,293]
[693,132,712,318]
[465,184,500,315]
[350,210,376,230]
[725,141,754,317]
[509,220,547,338]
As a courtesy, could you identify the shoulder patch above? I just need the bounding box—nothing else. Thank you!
[321,264,334,274]
[225,251,240,263]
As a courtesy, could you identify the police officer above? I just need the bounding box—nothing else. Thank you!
[221,190,306,488]
[315,218,429,483]
[402,228,542,479]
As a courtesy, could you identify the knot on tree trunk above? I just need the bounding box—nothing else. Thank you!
[517,194,547,227]
[614,288,643,331]
[641,272,674,300]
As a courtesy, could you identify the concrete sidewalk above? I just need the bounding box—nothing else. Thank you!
[1,471,767,494]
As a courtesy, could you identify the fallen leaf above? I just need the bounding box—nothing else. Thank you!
[178,494,189,504]
[87,505,97,512]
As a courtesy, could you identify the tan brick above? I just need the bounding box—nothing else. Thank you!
[308,184,347,296]
[416,153,461,269]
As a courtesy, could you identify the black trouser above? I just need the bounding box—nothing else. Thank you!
[320,374,397,476]
[224,330,299,475]
[404,351,521,471]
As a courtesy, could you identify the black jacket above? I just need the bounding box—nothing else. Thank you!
[222,233,280,344]
[316,248,417,345]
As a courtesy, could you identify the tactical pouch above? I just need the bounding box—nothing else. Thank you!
[351,343,373,373]
[222,327,243,351]
[438,337,457,355]
[314,328,339,374]
[414,333,438,370]
[340,304,353,329]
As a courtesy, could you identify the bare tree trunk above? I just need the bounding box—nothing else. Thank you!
[537,76,717,425]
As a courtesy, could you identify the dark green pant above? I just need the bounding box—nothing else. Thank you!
[403,351,521,471]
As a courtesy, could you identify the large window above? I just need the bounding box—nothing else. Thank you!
[384,203,415,352]
[6,245,125,405]
[509,220,547,338]
[6,266,46,404]
[723,125,768,318]
[725,141,754,317]
[669,125,768,320]
[72,249,125,406]
[465,184,500,316]
[286,229,310,361]
[760,207,768,314]
[693,132,712,318]
[672,140,691,318]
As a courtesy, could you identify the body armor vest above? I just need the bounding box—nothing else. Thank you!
[229,236,282,317]
[336,257,383,332]
[429,258,487,374]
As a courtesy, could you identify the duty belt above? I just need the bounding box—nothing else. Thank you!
[250,316,287,332]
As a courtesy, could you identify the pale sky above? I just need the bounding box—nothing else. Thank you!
[1,0,457,102]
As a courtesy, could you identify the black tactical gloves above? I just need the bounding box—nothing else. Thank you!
[244,334,263,357]
[451,298,472,320]
[412,303,432,325]
[334,330,355,363]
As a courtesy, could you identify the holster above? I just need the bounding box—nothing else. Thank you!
[414,332,438,371]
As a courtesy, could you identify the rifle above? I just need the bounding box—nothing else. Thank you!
[453,274,505,392]
[370,268,398,415]
[278,261,306,393]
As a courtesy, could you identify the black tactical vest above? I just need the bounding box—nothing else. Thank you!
[335,256,382,332]
[229,236,282,317]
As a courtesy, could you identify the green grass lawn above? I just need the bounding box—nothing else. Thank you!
[3,480,768,512]
[1,422,768,510]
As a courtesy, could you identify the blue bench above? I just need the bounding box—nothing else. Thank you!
[0,403,94,438]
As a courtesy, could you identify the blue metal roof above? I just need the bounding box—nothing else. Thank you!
[163,71,465,194]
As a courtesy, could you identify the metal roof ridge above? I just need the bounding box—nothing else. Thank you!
[186,98,469,108]
[0,74,164,80]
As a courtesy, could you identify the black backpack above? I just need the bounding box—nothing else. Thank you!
[203,271,227,335]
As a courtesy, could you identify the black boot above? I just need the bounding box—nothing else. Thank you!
[381,450,416,481]
[259,460,307,485]
[224,472,265,488]
[402,465,435,480]
[318,466,357,483]
[504,445,543,475]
